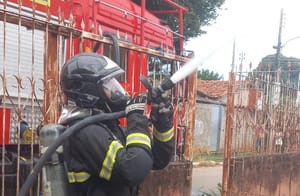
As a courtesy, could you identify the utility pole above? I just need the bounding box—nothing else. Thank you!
[231,37,236,72]
[239,52,245,80]
[273,8,284,72]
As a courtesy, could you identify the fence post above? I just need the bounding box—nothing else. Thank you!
[43,32,59,124]
[185,71,197,160]
[222,72,235,195]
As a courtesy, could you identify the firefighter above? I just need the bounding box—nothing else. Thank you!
[58,52,174,196]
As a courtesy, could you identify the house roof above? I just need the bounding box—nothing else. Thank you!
[197,80,250,99]
[197,80,229,99]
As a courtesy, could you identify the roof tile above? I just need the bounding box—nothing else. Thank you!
[197,80,229,98]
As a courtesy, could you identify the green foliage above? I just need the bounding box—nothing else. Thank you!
[132,0,225,41]
[197,69,223,80]
[202,183,222,196]
[193,152,224,162]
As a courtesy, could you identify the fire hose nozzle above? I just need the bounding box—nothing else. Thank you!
[159,78,175,92]
[139,75,175,104]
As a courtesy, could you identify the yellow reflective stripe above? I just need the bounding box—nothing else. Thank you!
[67,171,90,183]
[99,140,123,180]
[153,127,174,142]
[126,133,151,149]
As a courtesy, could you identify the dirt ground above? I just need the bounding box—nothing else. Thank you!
[191,166,223,196]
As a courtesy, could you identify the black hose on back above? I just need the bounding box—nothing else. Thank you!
[93,32,120,65]
[18,111,125,196]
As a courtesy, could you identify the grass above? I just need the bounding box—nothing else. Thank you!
[202,183,222,196]
[193,152,224,163]
[193,151,258,163]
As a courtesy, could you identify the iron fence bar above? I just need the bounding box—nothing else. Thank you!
[16,1,21,194]
[222,72,235,196]
[1,0,7,195]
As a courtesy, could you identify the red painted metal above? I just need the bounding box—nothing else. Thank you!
[140,0,145,46]
[178,9,184,53]
[0,108,11,144]
[163,0,189,13]
[69,0,175,95]
[7,0,71,19]
[162,0,188,53]
[151,0,188,54]
[71,0,174,52]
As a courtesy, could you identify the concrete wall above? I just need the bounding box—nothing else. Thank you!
[139,161,193,196]
[229,152,300,196]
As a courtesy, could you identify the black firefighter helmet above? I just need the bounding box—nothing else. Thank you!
[60,53,128,112]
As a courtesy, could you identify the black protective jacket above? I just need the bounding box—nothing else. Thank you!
[62,110,175,196]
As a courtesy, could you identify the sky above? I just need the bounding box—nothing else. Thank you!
[185,0,300,80]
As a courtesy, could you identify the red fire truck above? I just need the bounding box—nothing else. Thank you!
[0,0,196,195]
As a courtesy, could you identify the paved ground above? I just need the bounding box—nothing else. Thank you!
[191,166,223,196]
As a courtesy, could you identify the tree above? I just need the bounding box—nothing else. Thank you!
[132,0,225,41]
[253,54,300,87]
[197,68,223,80]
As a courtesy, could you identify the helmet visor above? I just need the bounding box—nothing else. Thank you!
[103,78,127,99]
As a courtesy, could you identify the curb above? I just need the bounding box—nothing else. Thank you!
[193,161,223,167]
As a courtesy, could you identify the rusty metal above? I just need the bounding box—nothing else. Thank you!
[43,32,60,124]
[222,72,235,196]
[185,71,197,160]
[222,69,300,195]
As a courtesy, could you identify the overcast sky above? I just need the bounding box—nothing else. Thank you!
[185,0,300,79]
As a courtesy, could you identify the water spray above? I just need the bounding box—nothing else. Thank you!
[140,52,216,102]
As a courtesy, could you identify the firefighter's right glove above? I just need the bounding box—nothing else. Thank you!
[150,97,174,132]
[125,94,151,152]
[125,94,147,116]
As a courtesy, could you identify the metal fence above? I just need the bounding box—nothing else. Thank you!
[0,2,64,195]
[223,70,300,195]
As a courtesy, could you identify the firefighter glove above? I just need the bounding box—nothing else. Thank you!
[125,94,147,116]
[150,96,174,132]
